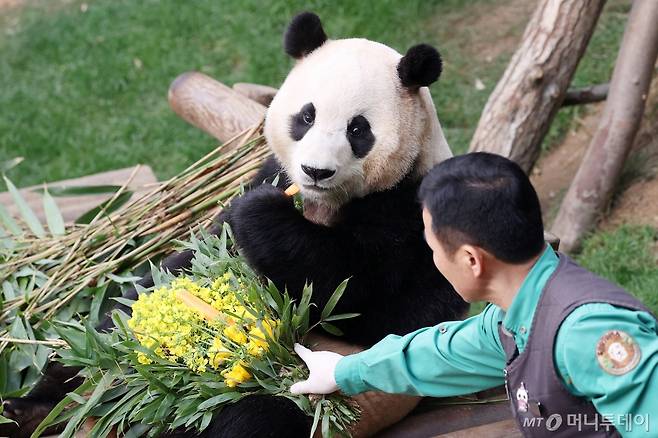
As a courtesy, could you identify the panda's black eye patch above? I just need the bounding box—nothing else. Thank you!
[289,103,315,141]
[347,115,375,158]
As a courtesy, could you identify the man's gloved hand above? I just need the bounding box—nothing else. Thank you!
[290,343,344,395]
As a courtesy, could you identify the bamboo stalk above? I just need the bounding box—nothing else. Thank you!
[2,125,268,346]
[0,337,67,347]
[176,290,221,321]
[285,184,300,196]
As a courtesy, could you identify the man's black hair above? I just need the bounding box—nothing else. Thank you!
[419,152,545,264]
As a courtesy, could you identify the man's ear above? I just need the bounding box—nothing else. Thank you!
[284,12,328,59]
[397,44,442,90]
[461,244,484,278]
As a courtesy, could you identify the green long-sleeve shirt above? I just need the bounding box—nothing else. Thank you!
[335,246,658,437]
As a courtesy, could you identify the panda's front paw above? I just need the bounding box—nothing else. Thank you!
[228,184,296,244]
[230,183,294,220]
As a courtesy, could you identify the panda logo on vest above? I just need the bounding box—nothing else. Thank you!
[516,382,529,413]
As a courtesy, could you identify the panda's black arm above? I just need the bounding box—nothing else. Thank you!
[228,184,379,313]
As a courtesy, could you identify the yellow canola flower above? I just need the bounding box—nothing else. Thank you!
[222,361,252,388]
[209,337,232,368]
[137,352,153,365]
[224,324,247,345]
[127,274,280,377]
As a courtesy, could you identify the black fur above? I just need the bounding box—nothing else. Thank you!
[397,44,443,89]
[284,12,327,59]
[289,102,315,141]
[347,115,375,158]
[198,395,311,438]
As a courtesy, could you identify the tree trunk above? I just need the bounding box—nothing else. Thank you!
[551,0,658,253]
[468,0,605,172]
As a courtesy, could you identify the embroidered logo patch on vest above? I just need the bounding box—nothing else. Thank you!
[595,330,641,375]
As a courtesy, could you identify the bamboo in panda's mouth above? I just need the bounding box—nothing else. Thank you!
[284,184,300,196]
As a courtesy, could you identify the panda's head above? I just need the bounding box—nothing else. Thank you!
[265,12,452,215]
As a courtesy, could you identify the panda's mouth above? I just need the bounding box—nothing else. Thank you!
[303,183,331,192]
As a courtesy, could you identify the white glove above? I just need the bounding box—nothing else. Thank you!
[290,343,343,395]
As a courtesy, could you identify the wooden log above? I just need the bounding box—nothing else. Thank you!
[233,82,278,107]
[468,0,605,173]
[551,0,658,252]
[379,391,512,438]
[168,72,266,143]
[562,83,609,107]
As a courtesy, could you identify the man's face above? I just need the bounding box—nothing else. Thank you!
[422,207,480,302]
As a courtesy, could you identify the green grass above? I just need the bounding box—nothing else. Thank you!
[0,0,629,187]
[576,225,658,315]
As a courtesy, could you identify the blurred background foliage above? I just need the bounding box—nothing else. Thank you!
[0,0,628,186]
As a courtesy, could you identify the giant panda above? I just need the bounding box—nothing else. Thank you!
[1,12,467,438]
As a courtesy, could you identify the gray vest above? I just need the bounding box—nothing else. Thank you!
[498,253,654,437]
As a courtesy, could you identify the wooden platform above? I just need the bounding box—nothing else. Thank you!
[379,389,516,437]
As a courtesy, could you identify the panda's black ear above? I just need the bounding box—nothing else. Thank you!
[397,44,443,90]
[284,12,328,59]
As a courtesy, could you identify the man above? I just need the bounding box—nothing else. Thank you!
[290,153,657,437]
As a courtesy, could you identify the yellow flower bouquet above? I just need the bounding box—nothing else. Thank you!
[32,227,360,437]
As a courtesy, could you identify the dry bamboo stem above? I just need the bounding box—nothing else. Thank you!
[2,125,268,339]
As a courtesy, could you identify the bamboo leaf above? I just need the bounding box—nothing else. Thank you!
[1,156,24,173]
[111,297,136,307]
[30,378,95,438]
[0,203,21,235]
[197,392,241,410]
[321,410,331,438]
[42,186,65,236]
[3,176,45,237]
[323,312,360,322]
[0,414,16,425]
[106,273,142,284]
[309,398,322,438]
[0,225,14,251]
[66,391,88,405]
[32,184,122,197]
[200,410,213,431]
[59,372,115,438]
[123,423,151,438]
[320,278,350,320]
[2,281,16,301]
[89,283,110,327]
[320,322,344,337]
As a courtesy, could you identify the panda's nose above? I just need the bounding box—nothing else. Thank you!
[301,165,336,181]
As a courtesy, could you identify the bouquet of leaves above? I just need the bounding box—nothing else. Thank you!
[32,227,360,438]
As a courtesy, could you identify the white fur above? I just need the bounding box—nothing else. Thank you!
[265,38,452,209]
